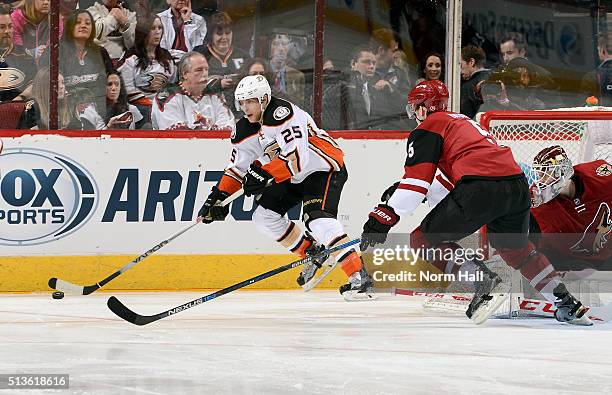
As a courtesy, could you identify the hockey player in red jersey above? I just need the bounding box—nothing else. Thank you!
[360,80,591,325]
[530,146,612,272]
[196,75,373,297]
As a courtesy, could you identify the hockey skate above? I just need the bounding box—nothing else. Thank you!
[552,283,593,326]
[296,241,330,289]
[339,268,376,301]
[465,261,510,325]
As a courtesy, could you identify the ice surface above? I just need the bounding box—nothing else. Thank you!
[0,291,610,394]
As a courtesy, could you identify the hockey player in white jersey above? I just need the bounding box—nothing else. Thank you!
[196,75,373,296]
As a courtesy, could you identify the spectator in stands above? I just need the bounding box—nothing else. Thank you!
[55,10,113,122]
[88,0,137,62]
[268,32,304,107]
[19,67,104,129]
[119,14,175,128]
[580,32,612,107]
[504,56,559,110]
[369,28,411,129]
[323,58,334,71]
[19,68,69,129]
[321,44,387,130]
[60,0,79,18]
[0,7,36,102]
[415,52,443,84]
[125,0,152,19]
[392,49,414,85]
[194,11,249,116]
[460,44,491,118]
[105,69,142,129]
[11,0,64,63]
[157,0,206,61]
[499,32,526,66]
[152,51,234,130]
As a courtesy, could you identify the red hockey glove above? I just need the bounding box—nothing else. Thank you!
[360,204,400,251]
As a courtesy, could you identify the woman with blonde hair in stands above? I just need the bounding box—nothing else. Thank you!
[12,0,64,62]
[18,67,72,129]
[19,66,106,130]
[119,14,175,128]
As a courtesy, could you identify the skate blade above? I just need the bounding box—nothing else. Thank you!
[302,261,338,292]
[562,307,594,326]
[342,289,378,302]
[471,283,511,325]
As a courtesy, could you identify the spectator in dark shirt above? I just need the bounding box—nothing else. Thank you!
[580,32,612,106]
[0,8,36,102]
[499,32,526,66]
[268,32,304,107]
[55,10,113,121]
[194,11,249,116]
[460,44,491,118]
[369,28,411,129]
[504,57,560,110]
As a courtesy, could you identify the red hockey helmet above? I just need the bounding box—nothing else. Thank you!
[406,80,449,118]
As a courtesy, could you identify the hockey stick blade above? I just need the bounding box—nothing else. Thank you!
[302,260,339,292]
[108,238,361,325]
[49,189,244,296]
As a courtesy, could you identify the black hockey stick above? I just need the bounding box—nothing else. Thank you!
[48,189,244,295]
[107,238,360,325]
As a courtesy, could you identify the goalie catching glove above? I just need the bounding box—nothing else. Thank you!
[198,186,230,223]
[360,204,400,251]
[243,164,275,196]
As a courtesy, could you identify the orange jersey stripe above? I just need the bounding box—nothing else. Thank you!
[309,135,344,168]
[218,174,242,194]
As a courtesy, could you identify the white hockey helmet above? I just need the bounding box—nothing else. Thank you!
[235,75,271,108]
[530,145,574,207]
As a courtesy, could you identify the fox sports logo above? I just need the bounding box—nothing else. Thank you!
[0,148,98,246]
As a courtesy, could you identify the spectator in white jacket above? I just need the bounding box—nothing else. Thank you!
[88,0,137,61]
[157,0,206,62]
[152,51,234,131]
[119,14,176,128]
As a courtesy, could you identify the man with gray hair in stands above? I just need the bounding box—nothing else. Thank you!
[152,51,234,131]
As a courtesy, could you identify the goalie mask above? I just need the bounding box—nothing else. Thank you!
[235,75,272,113]
[530,146,574,207]
[406,80,449,119]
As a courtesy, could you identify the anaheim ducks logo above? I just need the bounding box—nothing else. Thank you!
[273,106,290,120]
[0,67,26,91]
[137,72,169,93]
[570,202,612,255]
[596,163,612,177]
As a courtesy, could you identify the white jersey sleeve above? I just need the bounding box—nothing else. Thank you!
[217,118,264,193]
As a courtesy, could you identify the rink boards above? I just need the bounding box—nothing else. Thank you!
[0,131,433,292]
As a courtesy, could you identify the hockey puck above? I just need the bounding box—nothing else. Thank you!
[52,291,65,300]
